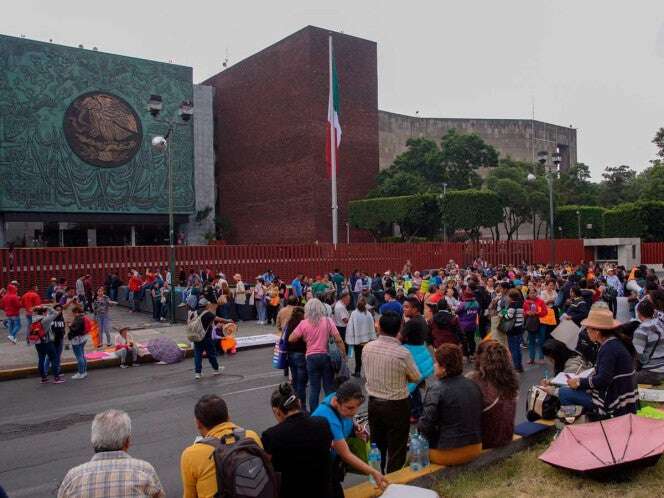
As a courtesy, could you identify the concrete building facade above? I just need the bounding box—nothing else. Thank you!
[379,110,578,171]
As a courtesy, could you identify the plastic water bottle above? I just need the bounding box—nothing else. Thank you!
[409,430,423,471]
[368,443,381,485]
[418,434,431,468]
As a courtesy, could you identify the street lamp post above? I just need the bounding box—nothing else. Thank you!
[537,150,559,265]
[148,95,193,324]
[576,209,582,239]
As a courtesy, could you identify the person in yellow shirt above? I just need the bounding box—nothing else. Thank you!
[180,394,263,498]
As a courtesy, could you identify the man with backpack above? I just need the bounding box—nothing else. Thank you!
[187,299,231,379]
[29,307,63,384]
[180,394,277,498]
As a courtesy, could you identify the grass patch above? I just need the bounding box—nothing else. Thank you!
[435,441,664,498]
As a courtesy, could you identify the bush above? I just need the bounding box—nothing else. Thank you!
[603,204,642,239]
[442,189,502,239]
[556,206,605,239]
[603,201,664,241]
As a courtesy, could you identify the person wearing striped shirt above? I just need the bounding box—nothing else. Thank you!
[362,311,420,473]
[634,299,664,385]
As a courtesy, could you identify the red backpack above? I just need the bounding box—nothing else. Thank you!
[28,320,46,345]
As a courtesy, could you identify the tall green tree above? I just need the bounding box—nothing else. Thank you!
[653,128,664,158]
[440,129,499,189]
[598,165,637,206]
[634,161,664,202]
[555,162,599,206]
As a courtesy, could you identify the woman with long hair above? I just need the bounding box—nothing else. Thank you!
[468,340,518,449]
[285,306,307,405]
[289,299,346,413]
[345,296,375,377]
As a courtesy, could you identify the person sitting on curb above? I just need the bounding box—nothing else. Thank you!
[115,327,140,368]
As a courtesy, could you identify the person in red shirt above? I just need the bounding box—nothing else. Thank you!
[1,284,22,344]
[21,285,42,344]
[127,271,143,313]
[523,287,548,365]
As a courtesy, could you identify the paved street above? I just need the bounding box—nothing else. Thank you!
[0,336,545,497]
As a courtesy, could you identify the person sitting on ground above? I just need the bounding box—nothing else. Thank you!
[57,409,165,498]
[262,382,334,498]
[312,380,388,497]
[633,299,664,386]
[557,308,638,419]
[418,343,483,466]
[468,340,518,449]
[115,327,140,368]
[180,394,263,498]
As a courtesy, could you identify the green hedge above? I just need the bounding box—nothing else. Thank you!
[603,201,664,241]
[556,206,605,239]
[603,204,642,238]
[441,189,502,232]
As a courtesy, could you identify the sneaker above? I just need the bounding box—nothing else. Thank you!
[71,373,82,379]
[53,377,65,384]
[195,373,201,379]
[40,378,49,384]
[213,366,225,375]
[79,372,88,379]
[120,364,129,369]
[7,335,17,344]
[132,363,140,367]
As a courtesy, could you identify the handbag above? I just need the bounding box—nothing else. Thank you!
[327,319,343,372]
[497,313,515,334]
[272,328,288,369]
[526,385,560,421]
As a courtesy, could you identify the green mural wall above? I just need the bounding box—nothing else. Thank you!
[0,35,194,214]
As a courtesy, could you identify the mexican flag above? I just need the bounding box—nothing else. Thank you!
[326,40,341,177]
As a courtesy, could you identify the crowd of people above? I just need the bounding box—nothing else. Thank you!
[3,257,664,497]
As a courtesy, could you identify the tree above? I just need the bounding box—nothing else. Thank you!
[555,162,599,206]
[598,165,637,206]
[633,161,664,202]
[440,129,499,189]
[653,128,664,159]
[368,170,429,198]
[441,190,502,241]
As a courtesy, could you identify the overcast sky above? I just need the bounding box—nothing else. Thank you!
[4,0,664,179]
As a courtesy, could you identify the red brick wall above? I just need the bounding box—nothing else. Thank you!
[202,26,378,243]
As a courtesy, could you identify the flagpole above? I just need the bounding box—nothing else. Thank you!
[329,34,338,247]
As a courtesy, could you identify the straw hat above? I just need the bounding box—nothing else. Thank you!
[581,309,621,330]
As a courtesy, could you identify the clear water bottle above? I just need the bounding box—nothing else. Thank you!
[418,432,430,467]
[368,443,381,485]
[409,430,423,471]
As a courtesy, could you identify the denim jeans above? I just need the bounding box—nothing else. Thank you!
[255,300,267,322]
[558,387,594,411]
[71,342,87,374]
[97,315,112,345]
[193,336,219,374]
[152,297,162,321]
[128,291,140,312]
[25,314,33,341]
[7,317,21,339]
[306,353,335,413]
[110,287,118,302]
[527,325,546,361]
[36,342,58,379]
[44,341,63,377]
[288,352,308,408]
[507,332,523,370]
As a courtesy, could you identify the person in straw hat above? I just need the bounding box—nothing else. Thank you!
[557,308,638,420]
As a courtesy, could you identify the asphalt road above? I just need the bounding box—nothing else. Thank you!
[0,346,544,497]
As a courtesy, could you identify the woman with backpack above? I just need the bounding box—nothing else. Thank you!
[288,299,346,413]
[500,289,525,372]
[68,306,89,379]
[456,289,480,361]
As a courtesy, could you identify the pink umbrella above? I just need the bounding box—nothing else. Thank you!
[539,414,664,474]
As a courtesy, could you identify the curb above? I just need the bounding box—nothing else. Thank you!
[0,340,276,382]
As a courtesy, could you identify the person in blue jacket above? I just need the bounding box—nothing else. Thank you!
[400,306,434,421]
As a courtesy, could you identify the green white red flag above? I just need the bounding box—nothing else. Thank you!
[326,41,341,177]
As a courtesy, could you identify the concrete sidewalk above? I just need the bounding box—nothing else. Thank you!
[0,306,277,380]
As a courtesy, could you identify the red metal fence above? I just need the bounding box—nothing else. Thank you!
[642,243,664,264]
[0,240,585,292]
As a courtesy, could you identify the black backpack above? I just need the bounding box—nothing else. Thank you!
[199,430,279,498]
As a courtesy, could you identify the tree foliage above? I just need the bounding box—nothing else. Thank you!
[440,129,499,189]
[441,189,502,241]
[603,201,664,241]
[556,206,605,239]
[598,165,638,206]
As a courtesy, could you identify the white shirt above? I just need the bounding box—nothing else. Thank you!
[345,309,376,345]
[333,300,350,328]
